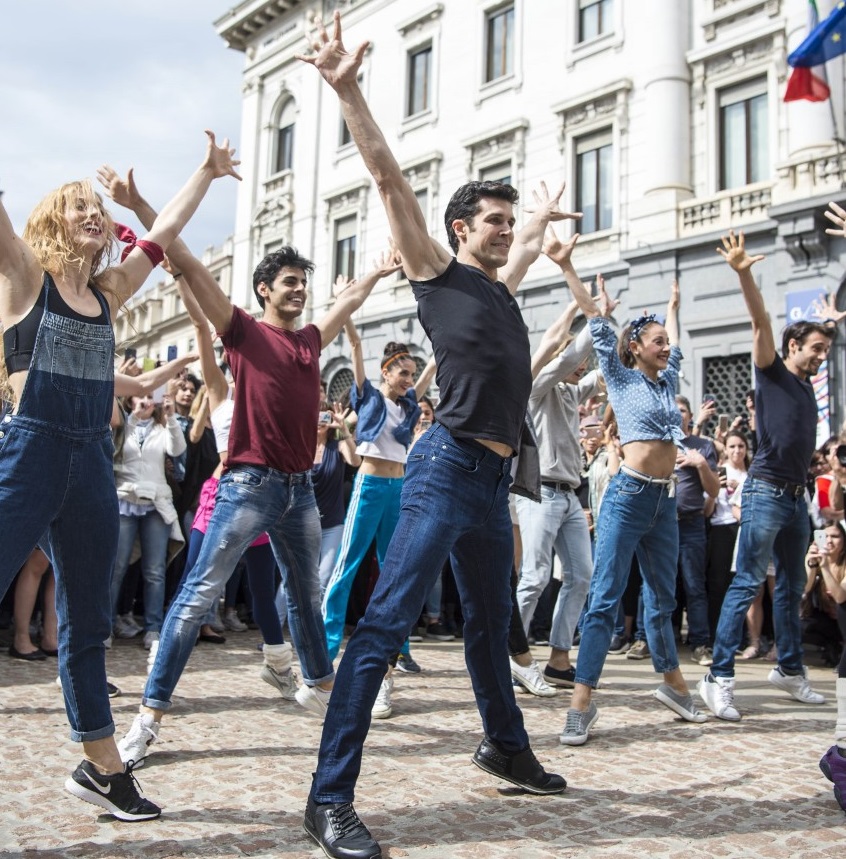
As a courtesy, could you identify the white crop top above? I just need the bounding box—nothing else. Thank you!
[356,396,408,464]
[211,389,235,454]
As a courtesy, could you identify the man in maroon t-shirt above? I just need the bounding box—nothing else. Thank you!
[111,175,401,765]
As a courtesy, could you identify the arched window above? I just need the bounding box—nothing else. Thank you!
[274,98,296,174]
[328,367,355,406]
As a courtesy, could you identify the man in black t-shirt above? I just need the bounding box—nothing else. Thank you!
[699,230,833,723]
[299,13,579,858]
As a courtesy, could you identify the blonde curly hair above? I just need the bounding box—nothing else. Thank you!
[1,181,123,403]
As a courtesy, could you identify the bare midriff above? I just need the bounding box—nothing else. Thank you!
[475,438,514,458]
[620,439,677,479]
[359,456,405,478]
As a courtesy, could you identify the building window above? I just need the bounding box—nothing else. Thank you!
[274,99,295,173]
[719,78,768,190]
[703,353,752,427]
[334,216,357,279]
[479,161,512,185]
[414,188,429,228]
[575,130,613,233]
[328,367,355,404]
[578,0,613,43]
[407,45,432,116]
[485,5,514,82]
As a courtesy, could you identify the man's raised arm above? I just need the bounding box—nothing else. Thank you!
[717,230,774,369]
[298,12,451,282]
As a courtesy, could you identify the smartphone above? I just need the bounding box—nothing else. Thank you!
[419,419,432,431]
[124,347,137,360]
[702,392,717,406]
[814,529,828,553]
[718,466,727,480]
[319,411,332,424]
[718,414,729,433]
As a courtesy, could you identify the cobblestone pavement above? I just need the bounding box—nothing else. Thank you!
[1,631,843,858]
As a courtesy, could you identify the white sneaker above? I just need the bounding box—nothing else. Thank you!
[372,674,394,719]
[697,673,741,721]
[295,684,331,718]
[261,664,298,700]
[114,615,141,639]
[118,713,161,768]
[223,608,247,632]
[768,666,826,704]
[142,631,159,651]
[510,658,557,697]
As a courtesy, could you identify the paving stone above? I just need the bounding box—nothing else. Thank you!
[0,633,843,856]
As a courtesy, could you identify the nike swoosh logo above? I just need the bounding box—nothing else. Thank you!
[82,769,112,795]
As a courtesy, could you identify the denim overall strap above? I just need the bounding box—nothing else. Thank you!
[13,275,114,433]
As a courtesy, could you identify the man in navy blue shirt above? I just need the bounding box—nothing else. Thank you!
[699,230,833,721]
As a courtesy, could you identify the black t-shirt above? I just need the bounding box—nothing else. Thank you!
[675,434,717,514]
[748,354,817,485]
[312,439,346,530]
[411,259,531,451]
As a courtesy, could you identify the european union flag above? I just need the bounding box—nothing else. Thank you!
[788,1,846,67]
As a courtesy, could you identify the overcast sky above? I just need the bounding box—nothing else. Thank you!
[1,2,246,270]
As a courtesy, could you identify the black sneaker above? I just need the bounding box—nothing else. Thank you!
[424,622,455,642]
[472,736,567,795]
[395,653,422,674]
[107,681,122,698]
[542,664,576,688]
[303,796,381,859]
[607,635,629,655]
[64,759,161,821]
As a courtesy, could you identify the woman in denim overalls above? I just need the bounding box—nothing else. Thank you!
[0,131,239,820]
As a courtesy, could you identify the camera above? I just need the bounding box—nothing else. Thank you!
[319,411,332,425]
[836,443,846,467]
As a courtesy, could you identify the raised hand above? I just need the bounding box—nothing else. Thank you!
[201,130,242,181]
[812,292,846,324]
[668,278,680,311]
[717,230,764,272]
[824,201,846,238]
[596,273,619,318]
[332,274,354,299]
[542,225,580,266]
[296,11,369,89]
[370,245,403,278]
[524,181,581,223]
[96,165,143,210]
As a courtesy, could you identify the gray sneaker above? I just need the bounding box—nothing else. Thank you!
[626,640,649,660]
[261,664,298,700]
[559,703,599,746]
[654,683,708,722]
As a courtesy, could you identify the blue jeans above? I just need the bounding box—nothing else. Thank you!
[312,423,527,803]
[276,523,344,625]
[575,471,680,688]
[515,487,592,651]
[677,516,709,647]
[112,509,172,632]
[711,477,809,678]
[144,465,333,710]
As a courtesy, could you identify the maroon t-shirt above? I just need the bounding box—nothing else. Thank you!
[220,306,322,474]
